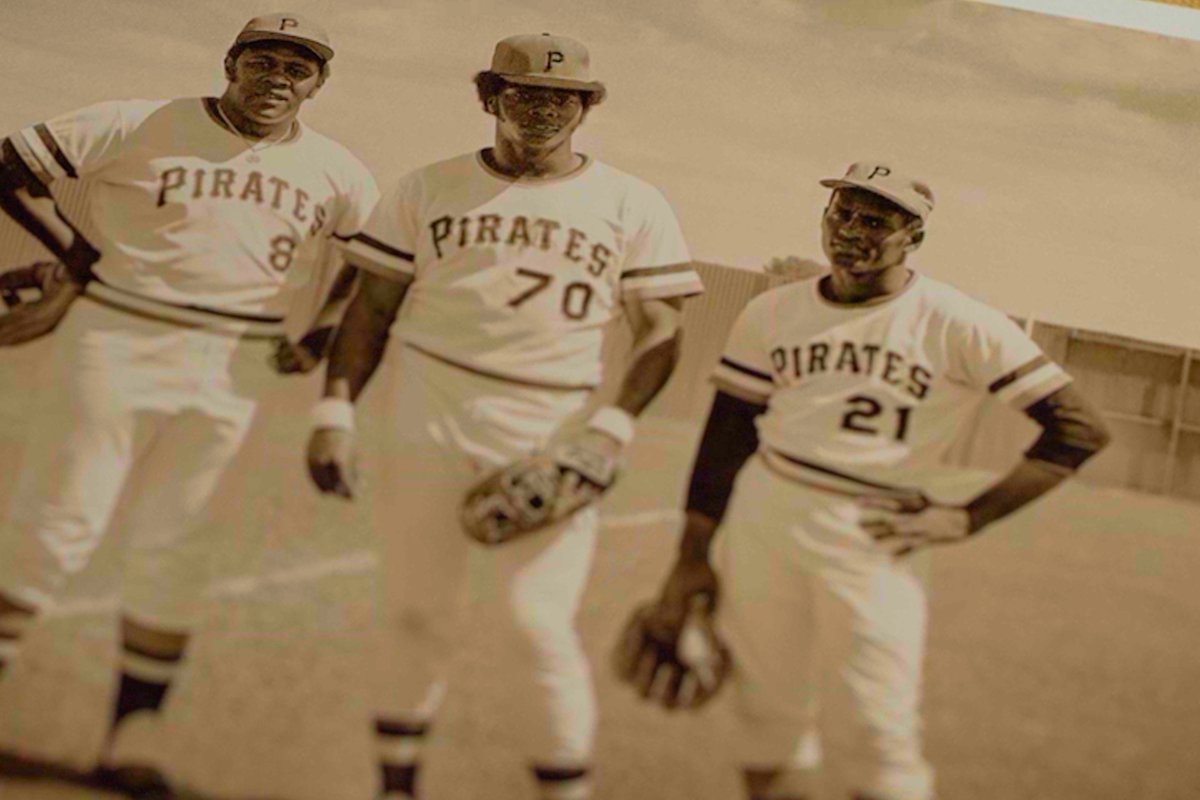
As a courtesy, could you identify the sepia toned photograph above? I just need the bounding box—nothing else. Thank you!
[0,1,1196,799]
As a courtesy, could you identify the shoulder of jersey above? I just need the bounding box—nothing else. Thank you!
[759,273,821,304]
[913,273,998,316]
[289,121,374,176]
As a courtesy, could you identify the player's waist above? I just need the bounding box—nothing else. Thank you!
[400,341,601,391]
[759,447,928,503]
[83,280,284,339]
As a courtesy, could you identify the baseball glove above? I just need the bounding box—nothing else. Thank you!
[460,438,619,546]
[0,260,81,346]
[613,591,730,710]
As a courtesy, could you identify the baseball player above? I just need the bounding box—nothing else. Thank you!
[615,163,1111,800]
[0,12,377,795]
[306,33,702,800]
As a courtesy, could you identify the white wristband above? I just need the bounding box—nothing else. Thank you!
[311,397,355,433]
[586,406,636,447]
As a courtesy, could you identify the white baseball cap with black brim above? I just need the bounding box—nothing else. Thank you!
[820,161,935,221]
[233,12,334,63]
[489,33,606,104]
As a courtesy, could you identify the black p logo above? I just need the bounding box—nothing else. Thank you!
[279,17,298,31]
[867,165,891,180]
[545,50,564,71]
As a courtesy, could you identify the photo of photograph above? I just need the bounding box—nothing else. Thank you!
[0,2,1196,799]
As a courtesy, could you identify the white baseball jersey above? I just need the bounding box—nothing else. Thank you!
[8,98,378,325]
[342,151,701,388]
[713,274,1072,495]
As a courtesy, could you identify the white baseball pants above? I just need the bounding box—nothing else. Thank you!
[369,345,598,766]
[0,297,275,631]
[717,455,935,800]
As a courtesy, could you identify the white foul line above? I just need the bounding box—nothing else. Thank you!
[41,508,681,616]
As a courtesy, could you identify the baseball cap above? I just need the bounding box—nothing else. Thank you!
[489,33,606,102]
[820,161,935,221]
[232,12,334,63]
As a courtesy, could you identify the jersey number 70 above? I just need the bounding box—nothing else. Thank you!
[508,267,594,320]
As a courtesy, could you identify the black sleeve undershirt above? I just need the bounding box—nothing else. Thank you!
[684,390,766,523]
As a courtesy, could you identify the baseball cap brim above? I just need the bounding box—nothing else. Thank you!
[497,72,606,96]
[235,31,333,63]
[820,177,928,220]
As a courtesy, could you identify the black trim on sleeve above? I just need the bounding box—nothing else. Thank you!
[987,354,1049,394]
[33,124,77,179]
[719,356,772,383]
[685,390,766,523]
[351,232,414,262]
[1021,383,1111,470]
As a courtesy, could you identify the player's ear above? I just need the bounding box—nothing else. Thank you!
[223,54,238,83]
[904,222,925,253]
[485,95,499,115]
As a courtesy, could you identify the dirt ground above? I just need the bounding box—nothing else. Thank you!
[1,340,1198,800]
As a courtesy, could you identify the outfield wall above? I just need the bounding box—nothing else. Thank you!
[4,179,1199,502]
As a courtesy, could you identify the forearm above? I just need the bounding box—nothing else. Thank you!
[0,141,96,282]
[614,296,684,417]
[966,384,1111,532]
[964,458,1071,532]
[679,391,764,562]
[322,274,406,402]
[678,510,719,562]
[613,331,680,417]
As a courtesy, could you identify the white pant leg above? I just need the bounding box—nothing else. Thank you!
[372,439,473,722]
[0,305,161,610]
[371,346,597,764]
[481,507,597,765]
[118,406,258,632]
[719,458,934,799]
[821,547,933,800]
[718,458,823,770]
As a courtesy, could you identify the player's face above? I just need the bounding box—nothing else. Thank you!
[821,190,919,279]
[226,42,325,127]
[494,84,585,149]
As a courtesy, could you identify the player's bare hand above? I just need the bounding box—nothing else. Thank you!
[306,427,357,499]
[270,326,335,375]
[657,557,719,628]
[858,495,972,556]
[0,263,82,347]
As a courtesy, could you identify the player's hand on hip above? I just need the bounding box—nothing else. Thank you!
[306,427,357,499]
[858,494,971,557]
[0,262,82,347]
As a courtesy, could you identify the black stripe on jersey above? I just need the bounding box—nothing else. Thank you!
[532,766,590,783]
[95,279,284,323]
[988,354,1049,394]
[406,343,598,391]
[719,356,772,383]
[33,124,77,179]
[768,448,923,495]
[375,719,430,738]
[351,232,414,262]
[121,640,185,665]
[621,262,693,281]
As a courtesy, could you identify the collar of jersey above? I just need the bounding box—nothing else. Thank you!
[475,148,594,184]
[201,97,303,147]
[813,270,922,311]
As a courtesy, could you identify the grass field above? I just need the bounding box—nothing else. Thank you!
[1,341,1199,800]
